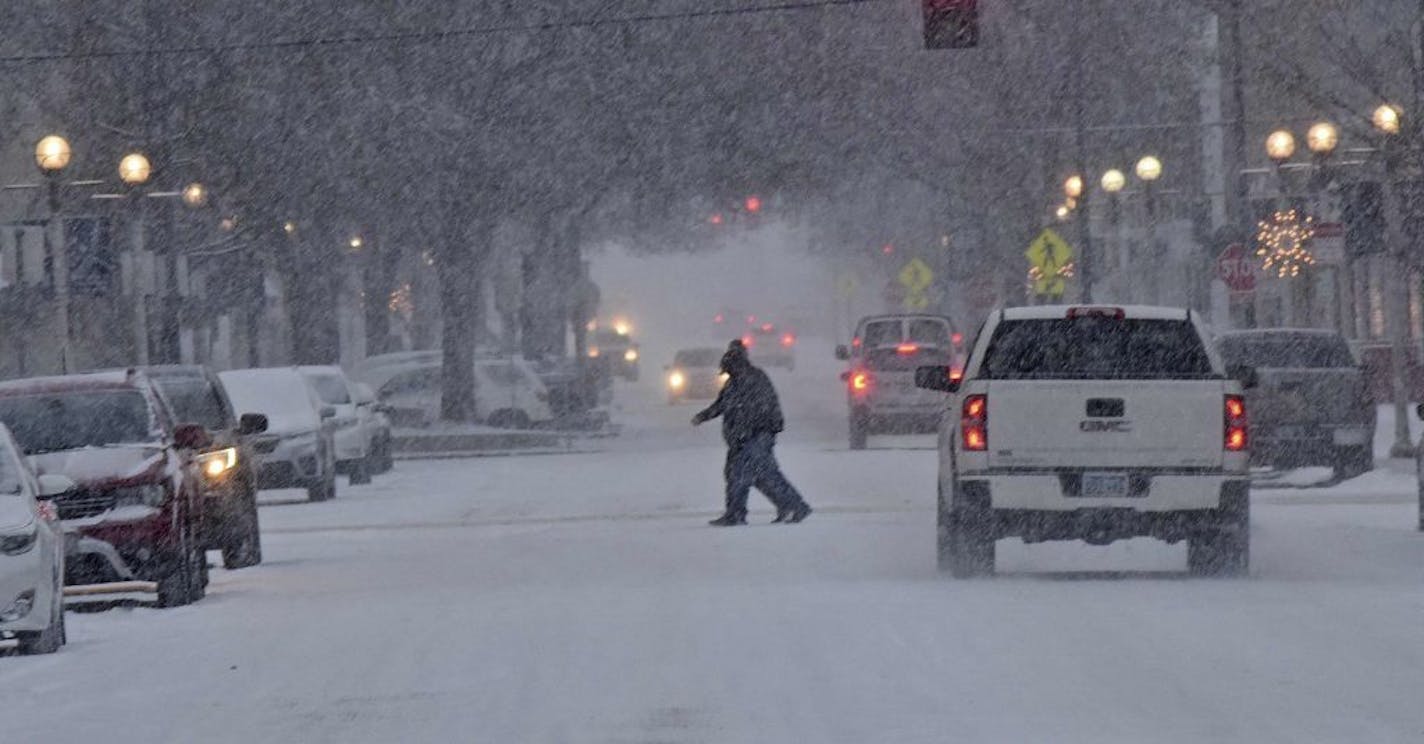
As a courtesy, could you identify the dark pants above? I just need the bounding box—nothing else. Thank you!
[724,432,805,518]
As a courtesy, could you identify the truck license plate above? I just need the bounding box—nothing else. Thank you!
[1081,472,1129,499]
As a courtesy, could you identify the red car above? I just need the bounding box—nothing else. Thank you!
[0,371,210,607]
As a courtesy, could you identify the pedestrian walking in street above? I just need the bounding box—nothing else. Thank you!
[692,340,812,526]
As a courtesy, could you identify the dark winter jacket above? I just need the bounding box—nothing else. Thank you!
[693,344,785,446]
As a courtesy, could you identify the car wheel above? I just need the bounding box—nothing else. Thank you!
[946,508,995,578]
[848,413,868,451]
[157,528,204,608]
[17,571,65,655]
[372,436,394,474]
[307,473,336,502]
[348,457,372,486]
[1188,494,1250,577]
[1332,445,1373,481]
[221,487,263,570]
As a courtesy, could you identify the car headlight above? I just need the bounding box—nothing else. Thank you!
[0,521,37,556]
[624,349,639,362]
[111,485,168,508]
[198,447,239,478]
[668,371,686,389]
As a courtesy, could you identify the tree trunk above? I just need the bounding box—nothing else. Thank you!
[438,220,488,423]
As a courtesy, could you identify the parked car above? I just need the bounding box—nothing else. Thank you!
[220,369,339,502]
[0,425,73,655]
[375,357,555,429]
[349,351,441,391]
[1217,329,1375,478]
[299,366,380,485]
[836,314,963,449]
[666,347,729,404]
[918,305,1251,578]
[138,366,269,569]
[0,371,210,607]
[352,382,394,474]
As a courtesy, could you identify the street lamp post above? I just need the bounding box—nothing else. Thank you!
[1371,107,1416,459]
[34,135,72,372]
[120,152,153,365]
[1306,122,1339,332]
[1264,131,1298,326]
[1064,174,1094,302]
[1135,156,1163,305]
[1101,169,1126,295]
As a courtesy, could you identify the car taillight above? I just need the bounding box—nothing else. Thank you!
[962,394,987,451]
[951,332,964,346]
[896,343,919,355]
[1225,394,1248,451]
[949,366,964,383]
[741,334,755,348]
[851,371,872,393]
[781,333,796,347]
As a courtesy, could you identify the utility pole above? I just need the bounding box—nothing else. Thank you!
[1071,5,1095,303]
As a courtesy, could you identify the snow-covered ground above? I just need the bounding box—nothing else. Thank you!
[5,347,1424,742]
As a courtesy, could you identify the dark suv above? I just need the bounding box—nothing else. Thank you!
[140,366,269,569]
[0,371,210,607]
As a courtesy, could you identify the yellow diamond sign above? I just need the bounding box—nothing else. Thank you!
[898,258,934,294]
[1026,228,1073,273]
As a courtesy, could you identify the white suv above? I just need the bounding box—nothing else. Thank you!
[917,305,1252,577]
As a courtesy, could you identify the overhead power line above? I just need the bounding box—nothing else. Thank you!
[0,0,888,65]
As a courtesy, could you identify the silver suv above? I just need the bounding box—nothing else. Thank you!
[836,314,963,449]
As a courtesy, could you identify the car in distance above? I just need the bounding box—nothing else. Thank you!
[918,305,1252,578]
[220,368,339,502]
[666,348,729,404]
[300,366,377,485]
[837,314,963,449]
[741,322,796,371]
[1216,329,1374,479]
[139,365,268,569]
[0,371,211,607]
[0,425,73,655]
[588,328,640,382]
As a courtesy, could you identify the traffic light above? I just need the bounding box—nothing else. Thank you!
[923,0,979,50]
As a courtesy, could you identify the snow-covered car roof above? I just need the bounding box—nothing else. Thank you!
[0,370,146,396]
[219,368,323,434]
[1001,305,1190,321]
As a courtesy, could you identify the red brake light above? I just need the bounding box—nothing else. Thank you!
[851,371,872,392]
[961,394,987,451]
[781,333,796,347]
[951,332,964,345]
[714,314,724,324]
[896,343,919,355]
[761,323,774,333]
[949,367,964,382]
[851,337,862,348]
[1066,306,1126,319]
[1225,394,1248,451]
[741,334,755,348]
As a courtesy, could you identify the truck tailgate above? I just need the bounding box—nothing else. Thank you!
[986,380,1224,470]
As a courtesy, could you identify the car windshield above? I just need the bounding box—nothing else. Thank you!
[675,350,721,367]
[1219,335,1356,369]
[0,391,157,454]
[860,321,902,348]
[152,378,230,431]
[983,318,1214,380]
[306,372,352,405]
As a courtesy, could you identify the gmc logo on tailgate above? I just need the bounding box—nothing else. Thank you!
[1080,420,1132,433]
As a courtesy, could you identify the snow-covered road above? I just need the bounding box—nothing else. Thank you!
[6,355,1424,742]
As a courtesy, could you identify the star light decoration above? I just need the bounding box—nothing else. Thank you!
[1256,209,1316,278]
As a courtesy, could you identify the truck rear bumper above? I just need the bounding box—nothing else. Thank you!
[967,472,1243,511]
[954,479,1249,545]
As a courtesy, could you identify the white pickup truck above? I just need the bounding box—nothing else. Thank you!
[915,305,1252,578]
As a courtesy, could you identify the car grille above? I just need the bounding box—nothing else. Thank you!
[54,489,118,520]
[252,437,280,454]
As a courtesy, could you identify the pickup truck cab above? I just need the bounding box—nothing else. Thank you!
[917,305,1252,577]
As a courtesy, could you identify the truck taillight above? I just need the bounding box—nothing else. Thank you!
[1225,395,1248,451]
[962,394,987,451]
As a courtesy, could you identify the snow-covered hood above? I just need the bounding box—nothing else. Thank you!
[28,446,169,489]
[0,498,33,532]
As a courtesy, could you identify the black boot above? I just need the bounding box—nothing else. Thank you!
[784,504,812,524]
[709,513,747,527]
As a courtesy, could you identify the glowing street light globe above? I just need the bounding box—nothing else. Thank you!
[1063,175,1084,199]
[35,135,72,172]
[1135,156,1163,182]
[119,152,152,186]
[1373,104,1403,135]
[1306,121,1339,155]
[1101,169,1127,194]
[1265,130,1296,163]
[182,182,208,208]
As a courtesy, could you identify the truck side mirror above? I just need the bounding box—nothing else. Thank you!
[835,345,850,361]
[915,365,961,394]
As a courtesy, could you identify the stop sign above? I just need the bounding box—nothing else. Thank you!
[1216,243,1256,293]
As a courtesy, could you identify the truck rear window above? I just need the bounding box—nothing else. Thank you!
[982,318,1214,380]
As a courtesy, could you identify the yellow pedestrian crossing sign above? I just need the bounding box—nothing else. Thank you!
[898,258,934,294]
[1026,229,1073,297]
[904,292,931,312]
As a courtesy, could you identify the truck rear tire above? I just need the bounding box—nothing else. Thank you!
[1187,528,1248,577]
[946,514,995,578]
[848,413,868,451]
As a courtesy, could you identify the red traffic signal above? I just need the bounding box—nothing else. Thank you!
[923,0,979,50]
